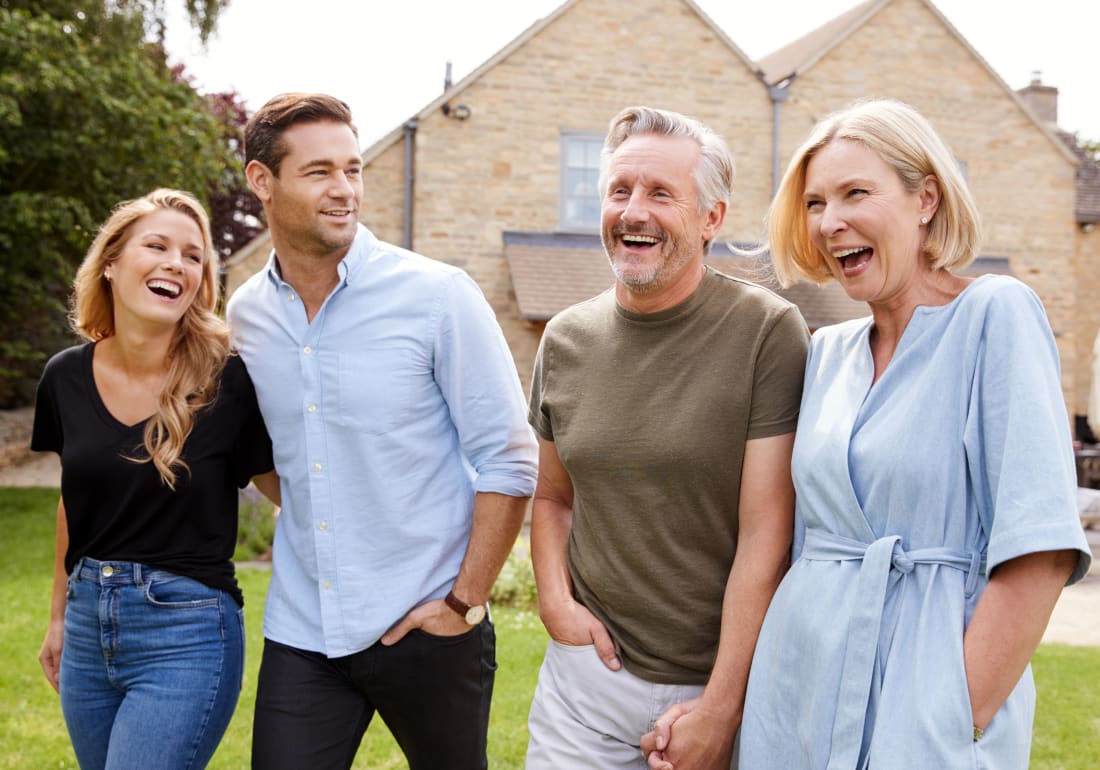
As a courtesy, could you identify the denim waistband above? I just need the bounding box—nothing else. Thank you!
[71,557,176,586]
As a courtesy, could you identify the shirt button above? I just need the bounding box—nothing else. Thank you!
[303,346,313,355]
[312,463,322,472]
[323,581,332,590]
[318,520,328,531]
[101,565,115,577]
[307,404,317,413]
[288,293,297,302]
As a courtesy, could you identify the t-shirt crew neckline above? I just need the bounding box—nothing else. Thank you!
[613,266,717,325]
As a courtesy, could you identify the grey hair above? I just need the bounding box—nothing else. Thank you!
[598,106,734,214]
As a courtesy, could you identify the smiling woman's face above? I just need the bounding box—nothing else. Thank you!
[803,138,930,306]
[107,208,206,332]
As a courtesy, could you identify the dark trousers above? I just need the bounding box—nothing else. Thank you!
[251,621,496,770]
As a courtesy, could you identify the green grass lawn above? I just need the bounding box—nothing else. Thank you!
[3,486,1099,768]
[0,487,545,769]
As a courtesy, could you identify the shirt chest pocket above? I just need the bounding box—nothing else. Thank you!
[336,349,432,435]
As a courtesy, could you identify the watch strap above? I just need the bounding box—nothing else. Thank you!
[444,589,473,616]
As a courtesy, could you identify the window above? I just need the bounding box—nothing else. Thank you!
[560,132,604,230]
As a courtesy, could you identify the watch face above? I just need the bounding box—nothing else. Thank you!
[465,605,486,625]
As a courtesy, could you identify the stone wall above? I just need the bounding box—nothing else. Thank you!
[360,0,774,390]
[775,0,1081,408]
[224,0,1092,416]
[1075,227,1100,422]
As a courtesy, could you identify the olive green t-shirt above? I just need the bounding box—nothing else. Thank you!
[529,267,809,684]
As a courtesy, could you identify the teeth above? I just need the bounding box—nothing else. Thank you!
[148,279,181,297]
[622,234,660,244]
[833,247,868,258]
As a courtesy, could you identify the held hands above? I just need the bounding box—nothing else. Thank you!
[540,596,621,671]
[39,620,64,692]
[641,697,736,770]
[380,598,472,645]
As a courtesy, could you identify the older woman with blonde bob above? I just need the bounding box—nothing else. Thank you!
[32,189,277,770]
[737,100,1091,769]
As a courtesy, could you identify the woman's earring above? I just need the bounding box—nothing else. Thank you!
[104,271,113,281]
[920,216,929,225]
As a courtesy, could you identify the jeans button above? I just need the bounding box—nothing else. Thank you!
[101,565,115,577]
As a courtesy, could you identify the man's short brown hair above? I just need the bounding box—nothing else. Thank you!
[244,93,357,176]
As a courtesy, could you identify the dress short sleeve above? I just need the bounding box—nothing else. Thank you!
[964,280,1091,582]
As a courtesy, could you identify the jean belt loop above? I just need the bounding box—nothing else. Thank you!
[71,556,85,583]
[133,562,144,587]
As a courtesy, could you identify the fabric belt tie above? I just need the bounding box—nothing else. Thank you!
[801,529,984,770]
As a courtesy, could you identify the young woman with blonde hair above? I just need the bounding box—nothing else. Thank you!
[32,189,277,769]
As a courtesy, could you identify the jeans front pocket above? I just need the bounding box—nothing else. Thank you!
[142,571,221,610]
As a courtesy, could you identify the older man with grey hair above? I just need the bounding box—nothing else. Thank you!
[524,106,810,769]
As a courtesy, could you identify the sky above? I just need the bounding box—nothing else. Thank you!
[164,0,1098,149]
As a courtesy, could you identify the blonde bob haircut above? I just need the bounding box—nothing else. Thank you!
[71,188,229,488]
[768,98,981,287]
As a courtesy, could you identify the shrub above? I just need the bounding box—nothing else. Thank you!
[233,484,276,562]
[491,536,538,610]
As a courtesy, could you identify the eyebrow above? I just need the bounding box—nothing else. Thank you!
[802,177,873,198]
[299,157,362,171]
[143,232,203,253]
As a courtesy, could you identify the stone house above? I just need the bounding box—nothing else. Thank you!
[226,0,1098,426]
[758,0,1099,430]
[1014,78,1100,428]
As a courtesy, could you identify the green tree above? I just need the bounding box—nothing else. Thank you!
[1083,137,1099,164]
[203,88,265,261]
[0,0,229,45]
[0,2,235,406]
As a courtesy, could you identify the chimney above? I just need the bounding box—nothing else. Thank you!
[1016,71,1058,124]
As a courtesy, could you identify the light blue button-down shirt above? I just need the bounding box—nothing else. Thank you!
[227,226,537,656]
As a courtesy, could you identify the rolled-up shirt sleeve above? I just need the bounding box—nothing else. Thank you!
[434,272,538,498]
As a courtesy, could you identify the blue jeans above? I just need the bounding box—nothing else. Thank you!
[60,558,245,770]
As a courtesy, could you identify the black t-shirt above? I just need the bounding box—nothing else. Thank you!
[31,343,274,606]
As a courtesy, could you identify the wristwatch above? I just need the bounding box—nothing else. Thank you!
[444,590,487,625]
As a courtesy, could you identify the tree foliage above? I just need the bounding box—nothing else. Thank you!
[203,88,265,260]
[0,1,240,407]
[0,0,229,44]
[1083,137,1100,165]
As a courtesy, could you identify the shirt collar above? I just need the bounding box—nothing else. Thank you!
[263,224,373,289]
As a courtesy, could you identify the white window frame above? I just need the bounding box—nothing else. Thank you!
[559,131,605,231]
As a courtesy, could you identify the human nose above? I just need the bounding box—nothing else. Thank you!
[620,190,649,224]
[330,170,356,198]
[817,202,846,237]
[162,249,185,272]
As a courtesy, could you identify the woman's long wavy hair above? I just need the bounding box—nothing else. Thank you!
[70,189,229,488]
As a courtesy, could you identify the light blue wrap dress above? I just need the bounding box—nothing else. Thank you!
[739,275,1092,769]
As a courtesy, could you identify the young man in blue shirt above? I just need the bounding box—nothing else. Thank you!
[228,92,538,770]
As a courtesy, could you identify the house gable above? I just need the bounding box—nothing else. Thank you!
[770,0,1082,407]
[222,0,1092,417]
